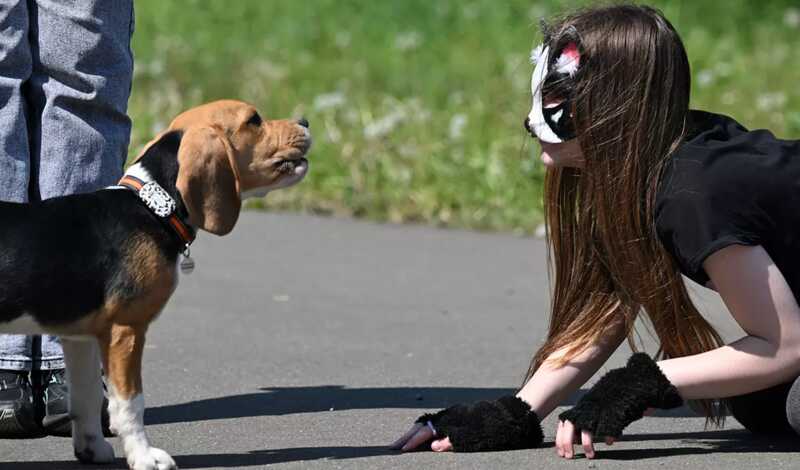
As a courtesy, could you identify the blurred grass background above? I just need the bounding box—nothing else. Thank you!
[130,0,800,234]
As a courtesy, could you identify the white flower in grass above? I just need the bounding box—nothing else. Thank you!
[486,148,505,187]
[756,92,787,111]
[410,103,432,123]
[364,110,407,139]
[721,91,738,106]
[313,92,347,112]
[785,8,800,28]
[325,120,342,144]
[449,114,468,140]
[394,31,422,51]
[251,59,288,82]
[696,70,714,87]
[149,59,165,76]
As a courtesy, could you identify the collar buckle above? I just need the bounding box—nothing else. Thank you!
[139,182,177,218]
[118,173,197,247]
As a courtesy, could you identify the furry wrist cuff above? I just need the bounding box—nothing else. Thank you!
[559,353,683,438]
[416,395,543,452]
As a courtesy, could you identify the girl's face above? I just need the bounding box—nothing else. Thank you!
[525,40,585,169]
[539,138,584,168]
[525,99,585,168]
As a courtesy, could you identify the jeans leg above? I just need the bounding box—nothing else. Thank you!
[27,0,134,201]
[37,335,64,370]
[0,0,33,371]
[20,0,134,370]
[0,0,31,203]
[0,335,33,371]
[786,375,800,436]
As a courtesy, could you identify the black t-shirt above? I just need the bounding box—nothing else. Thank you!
[655,110,800,294]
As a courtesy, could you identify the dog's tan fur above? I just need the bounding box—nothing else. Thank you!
[105,100,310,398]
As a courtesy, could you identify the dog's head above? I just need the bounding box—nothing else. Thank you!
[139,100,311,235]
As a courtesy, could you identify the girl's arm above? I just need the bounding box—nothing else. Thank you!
[517,319,627,417]
[659,243,800,398]
[556,243,800,459]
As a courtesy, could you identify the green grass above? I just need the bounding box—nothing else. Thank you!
[130,0,800,233]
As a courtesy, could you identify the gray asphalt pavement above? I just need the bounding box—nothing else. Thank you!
[1,212,798,469]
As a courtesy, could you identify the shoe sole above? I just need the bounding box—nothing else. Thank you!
[42,411,115,438]
[0,408,44,438]
[42,412,72,437]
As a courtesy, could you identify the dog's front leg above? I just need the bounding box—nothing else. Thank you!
[62,337,115,464]
[99,324,176,470]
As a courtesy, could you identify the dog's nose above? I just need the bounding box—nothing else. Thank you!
[523,117,531,133]
[297,117,309,129]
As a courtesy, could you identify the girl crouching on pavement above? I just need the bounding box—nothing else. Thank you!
[392,4,800,458]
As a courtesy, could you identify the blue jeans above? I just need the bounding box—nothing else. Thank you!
[0,0,134,371]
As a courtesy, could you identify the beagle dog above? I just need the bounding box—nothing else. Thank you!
[0,100,311,470]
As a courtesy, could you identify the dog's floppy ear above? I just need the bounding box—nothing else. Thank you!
[132,131,167,164]
[176,126,242,235]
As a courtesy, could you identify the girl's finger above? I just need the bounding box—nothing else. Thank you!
[401,427,433,452]
[561,420,576,459]
[431,437,453,452]
[389,423,423,449]
[555,420,565,457]
[581,430,595,459]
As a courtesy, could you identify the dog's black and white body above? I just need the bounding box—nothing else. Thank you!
[1,132,186,334]
[0,100,310,470]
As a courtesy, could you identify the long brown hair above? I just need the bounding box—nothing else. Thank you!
[524,5,725,420]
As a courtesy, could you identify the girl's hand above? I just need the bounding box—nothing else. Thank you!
[555,407,653,459]
[555,419,607,459]
[390,395,542,453]
[389,423,453,452]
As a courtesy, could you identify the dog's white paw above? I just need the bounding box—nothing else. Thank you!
[108,399,122,436]
[127,446,176,470]
[73,434,115,463]
[109,421,120,436]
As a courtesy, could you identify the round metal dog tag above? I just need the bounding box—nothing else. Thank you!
[180,255,195,274]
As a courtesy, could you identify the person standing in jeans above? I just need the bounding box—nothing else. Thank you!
[0,0,134,437]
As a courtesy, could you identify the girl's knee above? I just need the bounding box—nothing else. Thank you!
[728,381,796,436]
[784,376,800,436]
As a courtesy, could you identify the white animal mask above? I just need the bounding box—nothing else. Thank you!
[527,40,581,143]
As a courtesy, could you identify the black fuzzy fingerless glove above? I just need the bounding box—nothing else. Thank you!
[559,353,683,439]
[415,395,543,452]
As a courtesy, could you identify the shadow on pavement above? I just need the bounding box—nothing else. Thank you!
[146,385,513,424]
[0,447,397,470]
[145,386,699,425]
[0,461,127,470]
[175,446,397,468]
[596,430,799,460]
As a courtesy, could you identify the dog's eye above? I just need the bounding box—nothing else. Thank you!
[246,112,263,127]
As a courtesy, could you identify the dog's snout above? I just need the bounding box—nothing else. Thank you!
[524,117,531,133]
[297,117,309,129]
